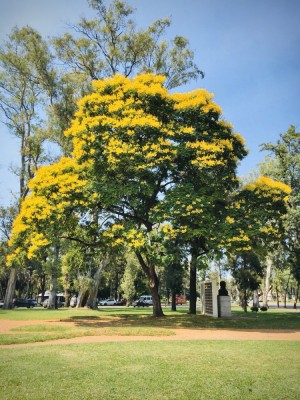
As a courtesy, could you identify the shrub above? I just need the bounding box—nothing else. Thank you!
[260,306,268,311]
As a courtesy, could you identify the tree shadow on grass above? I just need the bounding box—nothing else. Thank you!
[58,309,300,330]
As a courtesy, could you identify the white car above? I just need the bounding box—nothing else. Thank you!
[133,295,153,307]
[99,298,117,306]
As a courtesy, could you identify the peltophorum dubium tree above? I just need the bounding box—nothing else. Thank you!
[1,0,203,308]
[8,74,247,317]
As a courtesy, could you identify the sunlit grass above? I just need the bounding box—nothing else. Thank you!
[0,305,299,398]
[1,304,299,333]
[11,324,70,333]
[0,340,299,399]
[0,319,175,345]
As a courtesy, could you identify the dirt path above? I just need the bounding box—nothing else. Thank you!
[1,319,300,348]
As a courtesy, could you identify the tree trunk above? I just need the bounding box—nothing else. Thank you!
[235,286,241,306]
[242,289,248,312]
[262,256,272,308]
[294,284,299,309]
[135,251,164,317]
[40,273,47,303]
[76,284,88,308]
[171,292,176,311]
[189,253,197,314]
[284,290,287,308]
[3,268,17,309]
[283,271,291,309]
[63,273,71,307]
[47,245,59,309]
[64,288,71,307]
[275,285,280,308]
[86,259,107,309]
[150,284,163,317]
[150,263,164,317]
[47,274,57,309]
[253,289,260,308]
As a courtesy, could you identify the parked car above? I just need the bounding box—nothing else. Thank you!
[13,298,37,308]
[133,295,153,307]
[99,298,117,306]
[0,300,4,308]
[133,300,151,307]
[176,295,187,305]
[43,299,65,308]
[116,298,127,306]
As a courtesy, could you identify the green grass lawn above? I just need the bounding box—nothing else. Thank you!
[0,306,299,399]
[0,340,299,400]
[1,304,299,329]
[0,324,173,345]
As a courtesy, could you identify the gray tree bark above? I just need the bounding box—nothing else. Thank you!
[3,268,17,309]
[262,256,272,308]
[86,259,108,309]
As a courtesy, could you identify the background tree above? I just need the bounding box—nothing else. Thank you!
[0,27,57,308]
[230,251,263,312]
[0,206,18,302]
[161,238,187,311]
[53,0,202,89]
[120,251,147,305]
[260,125,300,299]
[223,176,291,310]
[0,27,56,201]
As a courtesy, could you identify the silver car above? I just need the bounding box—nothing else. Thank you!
[99,298,117,306]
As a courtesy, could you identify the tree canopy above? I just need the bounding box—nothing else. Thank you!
[260,125,300,288]
[8,73,248,316]
[53,0,203,89]
[1,0,205,309]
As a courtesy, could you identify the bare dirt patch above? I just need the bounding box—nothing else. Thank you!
[1,318,300,348]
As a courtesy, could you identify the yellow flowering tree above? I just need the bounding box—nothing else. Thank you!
[63,73,247,316]
[9,73,247,316]
[8,155,129,309]
[150,90,247,313]
[8,158,90,308]
[224,176,291,253]
[223,176,291,310]
[8,158,87,259]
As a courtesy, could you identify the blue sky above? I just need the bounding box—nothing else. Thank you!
[0,0,299,206]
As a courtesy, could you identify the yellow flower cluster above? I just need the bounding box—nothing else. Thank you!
[103,224,146,249]
[171,89,222,114]
[92,73,168,99]
[8,73,249,265]
[220,230,252,252]
[27,233,50,259]
[226,216,235,224]
[8,158,90,264]
[259,226,276,234]
[160,222,191,240]
[65,73,244,175]
[244,176,291,207]
[186,139,235,168]
[245,176,291,196]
